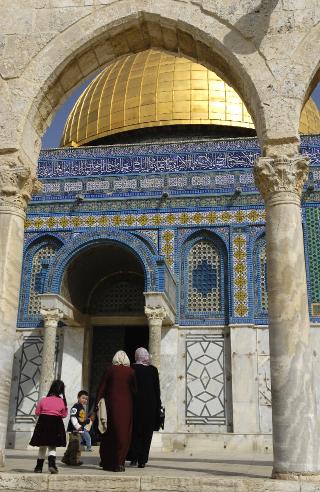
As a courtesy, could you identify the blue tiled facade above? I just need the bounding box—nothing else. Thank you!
[18,136,320,328]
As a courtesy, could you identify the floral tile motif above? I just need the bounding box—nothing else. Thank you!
[232,234,249,317]
[160,230,175,270]
[25,209,266,231]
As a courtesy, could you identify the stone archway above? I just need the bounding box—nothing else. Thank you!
[0,1,320,479]
[3,3,275,167]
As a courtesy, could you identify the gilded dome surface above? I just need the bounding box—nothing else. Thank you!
[61,49,320,147]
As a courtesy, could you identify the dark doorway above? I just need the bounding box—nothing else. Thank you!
[89,325,148,445]
[89,325,149,398]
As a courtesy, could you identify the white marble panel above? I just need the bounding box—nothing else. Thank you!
[160,326,178,432]
[257,328,270,355]
[230,326,257,355]
[60,326,85,420]
[230,326,259,433]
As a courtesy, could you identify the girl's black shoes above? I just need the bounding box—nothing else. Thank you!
[48,455,58,474]
[34,458,44,473]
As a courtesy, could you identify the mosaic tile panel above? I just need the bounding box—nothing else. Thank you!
[254,236,268,316]
[305,208,320,303]
[188,241,221,313]
[25,209,266,232]
[186,334,226,425]
[28,194,266,216]
[160,230,175,270]
[135,229,158,252]
[232,234,249,317]
[28,243,59,316]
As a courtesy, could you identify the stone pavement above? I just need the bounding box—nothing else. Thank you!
[0,448,320,491]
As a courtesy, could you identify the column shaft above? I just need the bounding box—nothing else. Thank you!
[255,155,320,479]
[0,158,40,467]
[0,208,25,467]
[148,319,162,369]
[39,309,63,398]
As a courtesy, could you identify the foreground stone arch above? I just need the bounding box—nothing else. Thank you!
[0,0,320,479]
[2,1,283,166]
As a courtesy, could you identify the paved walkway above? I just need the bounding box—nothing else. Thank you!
[3,448,273,478]
[0,449,319,491]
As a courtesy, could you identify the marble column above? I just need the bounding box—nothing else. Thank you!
[145,305,166,370]
[254,154,320,479]
[39,308,63,398]
[0,159,40,467]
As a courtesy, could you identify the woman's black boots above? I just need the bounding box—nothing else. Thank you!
[34,458,44,473]
[48,455,58,474]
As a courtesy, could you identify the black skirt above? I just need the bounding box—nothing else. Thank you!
[30,414,66,447]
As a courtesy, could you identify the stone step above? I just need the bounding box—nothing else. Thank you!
[0,473,319,492]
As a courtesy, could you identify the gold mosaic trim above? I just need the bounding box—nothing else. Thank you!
[232,234,249,317]
[25,209,265,231]
[160,229,175,269]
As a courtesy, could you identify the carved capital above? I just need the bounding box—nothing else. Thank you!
[0,161,42,211]
[41,308,63,328]
[145,305,166,322]
[254,155,309,204]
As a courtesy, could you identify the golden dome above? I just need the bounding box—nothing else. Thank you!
[61,49,320,146]
[299,97,320,135]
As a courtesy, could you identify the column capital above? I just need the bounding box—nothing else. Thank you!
[254,154,309,205]
[0,160,42,212]
[145,305,166,321]
[41,308,64,327]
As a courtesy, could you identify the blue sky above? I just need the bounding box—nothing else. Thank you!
[42,80,320,149]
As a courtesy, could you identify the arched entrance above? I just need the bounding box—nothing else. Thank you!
[61,241,149,399]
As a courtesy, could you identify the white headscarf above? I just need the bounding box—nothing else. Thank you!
[135,347,151,366]
[112,350,130,366]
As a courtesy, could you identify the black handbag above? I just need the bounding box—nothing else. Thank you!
[159,406,165,430]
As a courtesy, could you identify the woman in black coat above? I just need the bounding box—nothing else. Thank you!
[127,347,161,468]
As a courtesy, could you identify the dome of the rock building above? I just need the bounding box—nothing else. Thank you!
[61,49,320,147]
[299,97,320,135]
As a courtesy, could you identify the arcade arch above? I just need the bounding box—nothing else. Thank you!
[58,241,149,403]
[0,0,319,480]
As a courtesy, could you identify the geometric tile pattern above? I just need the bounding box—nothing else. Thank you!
[15,336,60,423]
[135,229,159,252]
[88,273,145,315]
[259,245,268,311]
[187,241,221,313]
[25,209,266,231]
[160,229,175,270]
[232,234,249,317]
[186,334,226,424]
[28,244,58,315]
[254,236,268,316]
[15,337,43,423]
[305,208,320,303]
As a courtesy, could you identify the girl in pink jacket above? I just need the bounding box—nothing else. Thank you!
[30,380,68,474]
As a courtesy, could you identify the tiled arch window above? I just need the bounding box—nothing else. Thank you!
[19,237,62,322]
[253,235,268,317]
[181,233,228,321]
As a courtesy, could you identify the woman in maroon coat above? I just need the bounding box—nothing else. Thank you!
[99,350,136,472]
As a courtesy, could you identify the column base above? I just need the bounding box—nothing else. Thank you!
[272,469,320,481]
[0,449,5,468]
